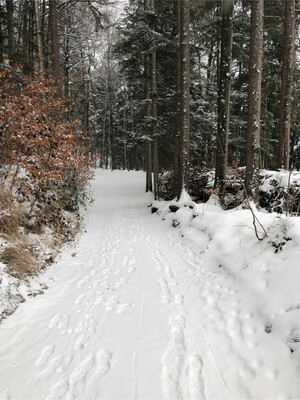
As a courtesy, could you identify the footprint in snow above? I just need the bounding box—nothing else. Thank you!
[116,303,133,314]
[68,353,96,397]
[105,297,118,311]
[35,345,55,367]
[188,354,205,400]
[96,349,112,375]
[35,355,63,382]
[115,277,128,289]
[49,313,70,330]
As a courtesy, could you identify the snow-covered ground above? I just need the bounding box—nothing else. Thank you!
[0,169,300,400]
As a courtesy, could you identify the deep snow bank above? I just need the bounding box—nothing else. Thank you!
[152,195,300,367]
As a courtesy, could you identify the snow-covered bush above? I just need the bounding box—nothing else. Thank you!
[158,167,300,215]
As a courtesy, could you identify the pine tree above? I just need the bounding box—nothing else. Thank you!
[277,0,296,169]
[178,0,190,195]
[245,0,264,199]
[214,0,234,191]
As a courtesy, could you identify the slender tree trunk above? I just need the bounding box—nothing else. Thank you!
[145,53,153,192]
[178,0,190,196]
[106,42,115,171]
[277,0,296,169]
[108,80,115,170]
[144,0,153,192]
[173,0,180,198]
[63,12,71,116]
[41,0,46,69]
[0,5,4,63]
[151,0,159,200]
[152,50,159,200]
[22,0,31,73]
[123,108,127,170]
[29,3,35,72]
[245,0,264,199]
[6,0,15,64]
[102,101,108,169]
[49,0,60,79]
[214,0,234,190]
[34,0,44,74]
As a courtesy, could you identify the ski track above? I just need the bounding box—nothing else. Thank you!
[0,170,292,399]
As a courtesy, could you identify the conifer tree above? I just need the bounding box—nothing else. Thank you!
[277,0,296,169]
[245,0,264,198]
[178,0,190,195]
[215,0,234,191]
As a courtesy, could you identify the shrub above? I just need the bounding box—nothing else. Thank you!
[0,64,92,209]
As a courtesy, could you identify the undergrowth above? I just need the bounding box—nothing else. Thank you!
[0,166,88,280]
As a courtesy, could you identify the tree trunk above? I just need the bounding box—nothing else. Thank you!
[178,0,190,196]
[277,0,296,169]
[145,0,153,192]
[0,5,4,63]
[214,0,234,190]
[173,0,180,198]
[49,0,60,79]
[151,0,159,200]
[29,3,35,72]
[34,0,44,74]
[6,0,15,65]
[123,108,127,170]
[63,12,71,112]
[245,0,264,199]
[145,52,153,192]
[41,0,46,70]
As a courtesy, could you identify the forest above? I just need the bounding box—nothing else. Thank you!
[0,0,299,204]
[1,1,300,398]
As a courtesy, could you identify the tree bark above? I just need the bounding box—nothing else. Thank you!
[144,0,153,192]
[214,0,234,190]
[178,0,190,195]
[151,0,159,200]
[34,0,44,75]
[277,0,296,169]
[49,0,60,79]
[6,0,15,65]
[245,0,264,199]
[0,5,4,64]
[123,108,127,170]
[145,52,153,192]
[173,0,180,198]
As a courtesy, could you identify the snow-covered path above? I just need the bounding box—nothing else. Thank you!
[0,170,299,400]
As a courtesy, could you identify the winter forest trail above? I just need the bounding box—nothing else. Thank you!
[0,170,299,400]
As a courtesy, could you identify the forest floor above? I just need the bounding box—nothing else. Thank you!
[0,169,300,400]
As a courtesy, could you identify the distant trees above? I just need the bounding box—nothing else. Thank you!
[113,0,299,202]
[0,1,109,209]
[0,0,299,205]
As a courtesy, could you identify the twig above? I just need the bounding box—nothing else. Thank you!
[285,168,293,217]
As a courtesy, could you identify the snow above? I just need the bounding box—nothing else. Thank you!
[1,170,300,399]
